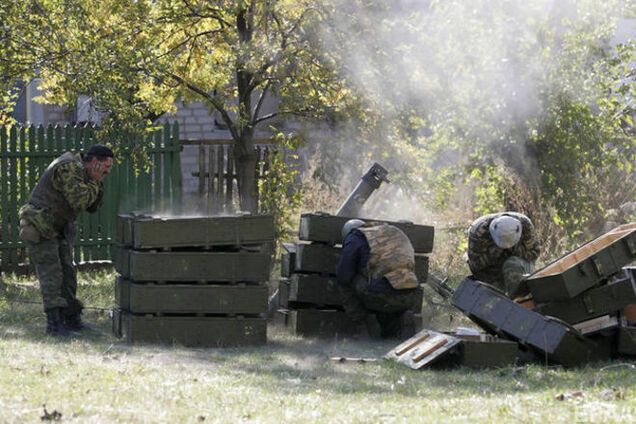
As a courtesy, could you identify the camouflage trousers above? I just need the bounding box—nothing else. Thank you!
[475,256,535,299]
[338,275,422,334]
[27,224,80,312]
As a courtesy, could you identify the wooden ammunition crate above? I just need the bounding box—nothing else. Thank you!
[534,274,636,324]
[449,337,519,368]
[617,326,636,356]
[527,224,636,302]
[113,247,271,282]
[112,311,267,347]
[290,242,429,282]
[452,277,609,367]
[386,330,518,369]
[299,213,434,253]
[116,214,275,249]
[280,243,297,278]
[278,309,356,338]
[278,274,343,308]
[116,278,268,314]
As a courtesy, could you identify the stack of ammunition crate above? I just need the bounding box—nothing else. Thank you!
[525,223,636,358]
[276,213,434,337]
[112,214,275,347]
[449,223,636,367]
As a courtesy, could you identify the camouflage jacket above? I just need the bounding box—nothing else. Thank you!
[359,224,418,290]
[467,212,540,280]
[20,152,104,239]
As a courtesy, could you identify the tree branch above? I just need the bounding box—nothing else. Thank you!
[253,112,278,125]
[168,72,238,140]
[251,80,272,125]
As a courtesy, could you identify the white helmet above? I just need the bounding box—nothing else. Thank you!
[489,215,522,249]
[341,219,366,240]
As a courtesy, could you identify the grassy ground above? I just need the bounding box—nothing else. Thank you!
[1,271,636,423]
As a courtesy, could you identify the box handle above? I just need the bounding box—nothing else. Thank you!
[591,256,605,277]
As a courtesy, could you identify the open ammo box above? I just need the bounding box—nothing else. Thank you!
[385,329,518,369]
[526,224,636,302]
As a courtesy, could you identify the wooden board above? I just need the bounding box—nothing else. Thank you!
[112,311,267,347]
[114,247,271,282]
[116,213,275,249]
[384,329,461,369]
[527,224,636,302]
[452,277,609,367]
[278,308,356,338]
[298,213,434,253]
[116,278,268,314]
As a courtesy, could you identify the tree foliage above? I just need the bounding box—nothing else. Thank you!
[3,0,349,211]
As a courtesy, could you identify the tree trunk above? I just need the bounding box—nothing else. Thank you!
[236,152,258,213]
[235,6,258,213]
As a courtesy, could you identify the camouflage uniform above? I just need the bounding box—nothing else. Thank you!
[337,224,422,337]
[19,152,104,312]
[467,212,540,298]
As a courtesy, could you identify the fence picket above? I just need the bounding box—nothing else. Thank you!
[0,126,9,268]
[0,123,183,272]
[8,126,19,266]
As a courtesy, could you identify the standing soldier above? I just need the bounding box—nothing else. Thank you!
[467,212,540,298]
[18,144,114,336]
[336,219,423,339]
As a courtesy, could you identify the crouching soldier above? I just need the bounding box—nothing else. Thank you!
[467,212,540,299]
[336,219,423,339]
[19,144,114,336]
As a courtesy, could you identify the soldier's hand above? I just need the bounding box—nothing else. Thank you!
[86,158,113,182]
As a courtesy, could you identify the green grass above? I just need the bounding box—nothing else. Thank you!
[2,271,636,423]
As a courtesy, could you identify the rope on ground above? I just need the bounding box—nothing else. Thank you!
[2,296,112,313]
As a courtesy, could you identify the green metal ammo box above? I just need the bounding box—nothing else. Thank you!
[527,224,636,302]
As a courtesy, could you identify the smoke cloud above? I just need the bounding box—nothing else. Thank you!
[303,0,629,223]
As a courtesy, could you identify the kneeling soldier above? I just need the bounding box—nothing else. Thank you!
[467,212,541,298]
[336,219,423,339]
[19,144,114,336]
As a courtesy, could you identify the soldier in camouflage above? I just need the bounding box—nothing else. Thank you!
[467,212,540,299]
[19,144,114,336]
[336,219,423,339]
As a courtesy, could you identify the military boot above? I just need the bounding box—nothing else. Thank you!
[353,314,382,340]
[364,314,382,339]
[45,308,72,337]
[63,300,90,331]
[63,312,90,332]
[399,310,416,339]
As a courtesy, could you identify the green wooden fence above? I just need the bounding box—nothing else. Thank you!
[0,123,182,272]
